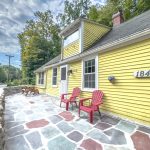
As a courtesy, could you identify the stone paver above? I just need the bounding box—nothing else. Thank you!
[57,121,74,133]
[59,111,74,121]
[101,115,120,125]
[71,119,92,133]
[26,131,42,149]
[5,121,24,130]
[4,94,150,150]
[47,135,76,150]
[41,126,60,139]
[87,128,110,143]
[104,128,127,145]
[80,139,103,150]
[6,125,28,138]
[5,135,30,150]
[87,128,127,145]
[26,119,49,128]
[49,115,63,124]
[131,131,150,150]
[137,126,150,134]
[67,131,83,142]
[94,122,112,130]
[116,121,136,133]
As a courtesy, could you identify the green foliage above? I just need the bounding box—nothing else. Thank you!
[88,0,150,26]
[56,0,91,27]
[0,65,21,84]
[88,2,117,26]
[18,10,61,84]
[0,66,7,83]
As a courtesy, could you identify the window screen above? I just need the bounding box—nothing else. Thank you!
[84,59,95,88]
[38,72,44,84]
[52,68,57,85]
[61,67,66,80]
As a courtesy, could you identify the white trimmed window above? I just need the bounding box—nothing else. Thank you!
[38,72,44,85]
[52,68,57,86]
[82,56,98,91]
[64,30,79,47]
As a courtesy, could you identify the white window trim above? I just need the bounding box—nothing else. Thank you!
[81,55,98,92]
[79,21,84,53]
[60,65,68,95]
[52,67,58,87]
[38,72,45,85]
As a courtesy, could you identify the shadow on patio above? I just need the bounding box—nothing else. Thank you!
[4,93,150,150]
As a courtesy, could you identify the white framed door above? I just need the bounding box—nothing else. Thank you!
[60,65,68,94]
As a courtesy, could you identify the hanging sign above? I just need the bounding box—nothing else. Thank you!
[134,70,150,78]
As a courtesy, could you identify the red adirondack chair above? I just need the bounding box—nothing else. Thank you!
[78,90,104,123]
[60,87,81,111]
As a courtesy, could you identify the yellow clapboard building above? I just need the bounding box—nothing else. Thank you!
[35,10,150,126]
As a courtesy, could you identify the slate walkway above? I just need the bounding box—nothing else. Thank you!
[4,93,150,150]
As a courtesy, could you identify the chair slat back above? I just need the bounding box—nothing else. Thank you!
[92,90,103,105]
[72,87,81,98]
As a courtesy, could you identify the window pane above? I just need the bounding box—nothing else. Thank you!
[92,66,95,72]
[53,77,57,85]
[53,68,57,76]
[41,79,44,84]
[84,59,96,89]
[88,61,91,66]
[85,67,88,73]
[42,72,44,78]
[64,30,79,46]
[92,81,95,88]
[84,81,88,88]
[61,67,66,80]
[92,59,95,66]
[88,67,92,73]
[85,61,88,67]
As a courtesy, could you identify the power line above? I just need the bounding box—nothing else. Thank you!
[5,54,14,83]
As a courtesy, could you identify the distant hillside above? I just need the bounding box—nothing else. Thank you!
[0,65,21,83]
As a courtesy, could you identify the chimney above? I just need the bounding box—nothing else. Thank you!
[112,10,124,26]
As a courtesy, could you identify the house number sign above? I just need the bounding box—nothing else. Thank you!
[134,70,150,78]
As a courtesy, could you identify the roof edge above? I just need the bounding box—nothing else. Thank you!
[45,28,150,69]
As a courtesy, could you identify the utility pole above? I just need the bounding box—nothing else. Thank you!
[5,55,14,84]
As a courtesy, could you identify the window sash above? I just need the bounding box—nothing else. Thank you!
[83,59,96,89]
[52,68,57,85]
[38,72,44,85]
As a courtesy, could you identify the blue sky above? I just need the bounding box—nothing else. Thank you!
[0,0,105,68]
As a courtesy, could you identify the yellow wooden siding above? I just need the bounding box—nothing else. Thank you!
[83,22,109,50]
[68,61,93,99]
[68,61,81,92]
[45,67,60,97]
[63,40,79,59]
[36,72,46,93]
[99,39,150,126]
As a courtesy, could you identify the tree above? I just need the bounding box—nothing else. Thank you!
[88,0,150,27]
[18,10,61,84]
[0,67,7,83]
[56,0,91,27]
[0,65,21,83]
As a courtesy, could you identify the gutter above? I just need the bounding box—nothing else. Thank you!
[44,28,150,69]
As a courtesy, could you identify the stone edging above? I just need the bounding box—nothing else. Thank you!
[0,92,5,149]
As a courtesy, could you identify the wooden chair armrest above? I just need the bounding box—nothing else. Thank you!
[61,93,72,96]
[79,97,92,102]
[61,93,72,99]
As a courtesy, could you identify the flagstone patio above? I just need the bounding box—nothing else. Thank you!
[4,93,150,150]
